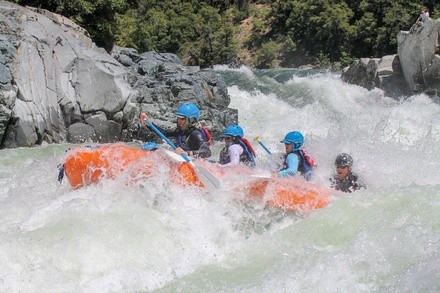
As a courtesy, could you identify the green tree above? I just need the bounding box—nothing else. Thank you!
[11,0,138,51]
[351,0,420,57]
[181,6,239,67]
[269,0,355,63]
[10,0,440,68]
[253,40,278,68]
[306,2,356,61]
[115,1,238,67]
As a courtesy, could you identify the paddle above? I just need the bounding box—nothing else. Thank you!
[253,136,272,154]
[141,117,220,191]
[252,136,281,179]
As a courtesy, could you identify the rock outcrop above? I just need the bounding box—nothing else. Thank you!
[397,19,440,94]
[342,18,440,99]
[0,1,235,148]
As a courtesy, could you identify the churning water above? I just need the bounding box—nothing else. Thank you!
[0,67,438,292]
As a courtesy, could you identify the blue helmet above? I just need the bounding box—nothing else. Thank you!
[175,103,200,120]
[281,131,304,148]
[222,125,244,138]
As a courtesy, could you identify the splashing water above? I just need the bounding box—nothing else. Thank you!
[0,67,438,292]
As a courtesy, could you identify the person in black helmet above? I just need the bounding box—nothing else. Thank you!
[330,153,365,193]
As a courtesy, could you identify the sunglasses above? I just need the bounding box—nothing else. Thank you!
[336,166,348,169]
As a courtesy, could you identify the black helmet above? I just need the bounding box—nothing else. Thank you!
[335,153,353,167]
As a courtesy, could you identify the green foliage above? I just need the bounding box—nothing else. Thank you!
[115,10,138,49]
[180,6,239,67]
[269,1,356,64]
[12,0,136,51]
[9,0,440,68]
[314,52,331,69]
[253,40,278,68]
[284,36,297,53]
[339,51,354,68]
[266,0,440,66]
[349,0,421,57]
[116,1,240,67]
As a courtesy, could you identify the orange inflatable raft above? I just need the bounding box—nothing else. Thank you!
[63,144,150,189]
[189,161,332,212]
[62,143,204,189]
[244,177,331,212]
[61,144,331,212]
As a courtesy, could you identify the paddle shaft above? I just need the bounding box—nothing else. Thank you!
[145,120,191,162]
[255,138,272,154]
[143,117,220,190]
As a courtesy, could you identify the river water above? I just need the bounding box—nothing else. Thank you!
[0,67,439,292]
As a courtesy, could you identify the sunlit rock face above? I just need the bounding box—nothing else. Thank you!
[397,19,440,95]
[342,18,440,99]
[0,2,234,148]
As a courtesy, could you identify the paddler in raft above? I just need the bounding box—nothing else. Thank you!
[139,103,212,159]
[278,131,316,181]
[218,124,256,168]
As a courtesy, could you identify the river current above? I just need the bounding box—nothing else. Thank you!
[0,67,439,292]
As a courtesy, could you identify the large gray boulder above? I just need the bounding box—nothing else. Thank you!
[341,55,410,98]
[0,1,129,147]
[111,46,234,142]
[0,1,234,148]
[341,58,379,90]
[397,19,440,94]
[342,18,440,98]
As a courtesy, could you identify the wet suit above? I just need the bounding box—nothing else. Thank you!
[154,124,211,159]
[330,172,365,193]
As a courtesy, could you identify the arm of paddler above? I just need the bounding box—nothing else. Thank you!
[139,112,178,137]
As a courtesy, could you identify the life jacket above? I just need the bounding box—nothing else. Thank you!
[219,137,256,167]
[302,149,317,167]
[240,137,256,159]
[177,128,209,151]
[281,149,315,180]
[200,127,211,146]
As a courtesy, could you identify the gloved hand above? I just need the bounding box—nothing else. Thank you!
[139,112,147,123]
[139,113,153,130]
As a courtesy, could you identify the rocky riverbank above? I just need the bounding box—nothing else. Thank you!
[0,1,235,148]
[342,18,440,99]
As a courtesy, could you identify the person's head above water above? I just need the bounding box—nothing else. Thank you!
[334,153,353,180]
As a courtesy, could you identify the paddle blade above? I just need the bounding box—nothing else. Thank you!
[195,165,221,190]
[162,149,220,191]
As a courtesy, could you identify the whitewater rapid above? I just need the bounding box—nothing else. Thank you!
[0,67,438,292]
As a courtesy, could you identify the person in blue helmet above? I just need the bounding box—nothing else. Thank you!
[218,124,256,168]
[278,131,315,180]
[139,103,212,159]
